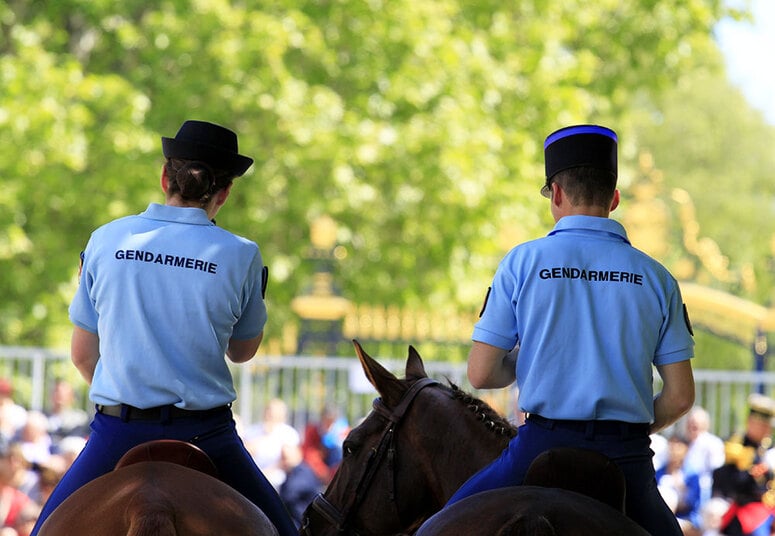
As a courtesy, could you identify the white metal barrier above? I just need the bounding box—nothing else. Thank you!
[1,345,773,438]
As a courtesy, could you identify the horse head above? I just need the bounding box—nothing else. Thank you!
[301,340,514,536]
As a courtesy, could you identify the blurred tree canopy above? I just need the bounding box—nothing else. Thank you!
[1,0,772,364]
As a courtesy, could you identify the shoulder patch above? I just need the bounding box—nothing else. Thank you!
[478,287,492,318]
[683,304,694,336]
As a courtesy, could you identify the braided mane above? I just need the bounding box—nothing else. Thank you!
[447,382,517,438]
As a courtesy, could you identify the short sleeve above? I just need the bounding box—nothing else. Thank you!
[231,249,268,340]
[68,240,99,333]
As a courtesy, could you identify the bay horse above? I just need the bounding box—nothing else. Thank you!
[37,440,279,536]
[414,487,649,536]
[301,341,649,535]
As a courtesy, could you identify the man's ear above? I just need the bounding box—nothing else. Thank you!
[609,189,620,212]
[551,181,563,207]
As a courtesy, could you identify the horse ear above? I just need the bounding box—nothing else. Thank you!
[352,340,406,407]
[405,345,428,381]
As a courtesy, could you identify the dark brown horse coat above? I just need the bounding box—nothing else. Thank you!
[414,487,650,536]
[302,341,650,536]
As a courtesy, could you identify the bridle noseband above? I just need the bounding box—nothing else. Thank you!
[302,377,438,535]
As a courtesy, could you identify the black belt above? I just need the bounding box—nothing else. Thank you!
[527,414,650,438]
[96,403,230,422]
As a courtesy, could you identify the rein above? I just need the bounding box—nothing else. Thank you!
[302,377,438,535]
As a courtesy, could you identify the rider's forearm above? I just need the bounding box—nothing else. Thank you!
[650,361,695,434]
[71,326,100,385]
[468,343,517,389]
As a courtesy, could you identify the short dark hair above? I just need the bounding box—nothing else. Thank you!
[551,166,616,208]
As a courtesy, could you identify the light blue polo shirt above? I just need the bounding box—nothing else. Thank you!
[473,215,694,423]
[69,203,267,410]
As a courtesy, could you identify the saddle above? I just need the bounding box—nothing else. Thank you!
[523,447,627,513]
[115,439,219,479]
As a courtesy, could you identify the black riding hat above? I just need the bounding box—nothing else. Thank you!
[162,120,254,177]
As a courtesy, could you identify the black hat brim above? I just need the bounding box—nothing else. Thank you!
[162,137,254,177]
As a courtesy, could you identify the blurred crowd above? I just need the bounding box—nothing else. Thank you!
[0,379,350,535]
[241,399,350,526]
[651,393,775,536]
[9,375,775,536]
[0,379,89,536]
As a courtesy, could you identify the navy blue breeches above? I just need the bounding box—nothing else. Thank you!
[446,415,681,536]
[31,407,297,536]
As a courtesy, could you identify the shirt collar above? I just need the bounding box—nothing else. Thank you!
[548,215,630,244]
[139,203,214,226]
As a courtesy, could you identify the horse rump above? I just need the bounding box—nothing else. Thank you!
[496,513,556,536]
[38,462,278,536]
[415,486,650,536]
[126,500,176,536]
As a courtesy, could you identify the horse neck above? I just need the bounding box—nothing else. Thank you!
[423,400,512,504]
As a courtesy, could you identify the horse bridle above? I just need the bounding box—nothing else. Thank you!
[301,377,439,535]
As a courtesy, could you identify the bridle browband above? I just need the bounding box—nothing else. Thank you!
[302,377,439,535]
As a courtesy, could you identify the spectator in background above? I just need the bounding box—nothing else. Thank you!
[656,434,703,535]
[652,432,670,470]
[279,442,322,527]
[12,501,40,536]
[244,399,300,489]
[0,381,26,442]
[0,438,33,532]
[302,404,349,485]
[700,497,730,536]
[49,436,86,472]
[44,380,89,442]
[32,434,87,506]
[712,393,775,536]
[4,443,39,505]
[13,412,52,469]
[34,466,63,512]
[683,406,725,505]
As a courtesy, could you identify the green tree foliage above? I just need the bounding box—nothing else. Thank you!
[1,0,757,354]
[630,66,775,370]
[635,68,775,304]
[0,3,158,344]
